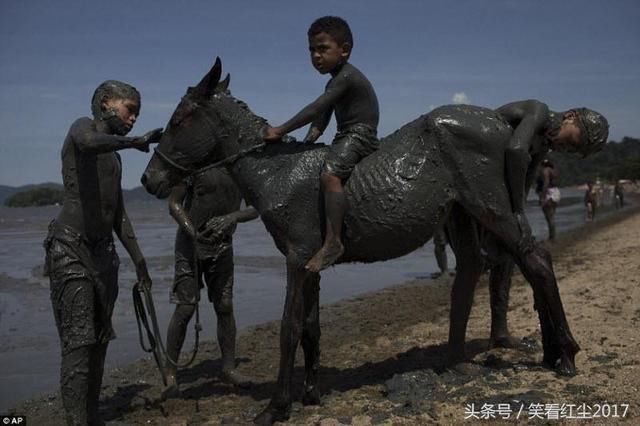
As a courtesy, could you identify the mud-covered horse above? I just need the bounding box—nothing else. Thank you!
[142,59,579,424]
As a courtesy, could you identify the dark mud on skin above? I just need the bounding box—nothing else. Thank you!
[10,205,640,424]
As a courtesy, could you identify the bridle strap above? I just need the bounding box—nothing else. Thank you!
[153,142,267,177]
[153,147,192,173]
[190,142,266,176]
[152,101,267,177]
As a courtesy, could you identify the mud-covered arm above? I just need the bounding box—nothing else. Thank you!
[233,206,259,223]
[71,118,162,154]
[200,206,259,240]
[496,100,550,214]
[113,187,151,287]
[304,107,334,143]
[168,184,196,239]
[265,76,347,141]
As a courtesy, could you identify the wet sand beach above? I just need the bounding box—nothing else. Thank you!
[9,202,640,424]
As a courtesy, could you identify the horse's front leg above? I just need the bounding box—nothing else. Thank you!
[254,261,308,425]
[301,272,321,405]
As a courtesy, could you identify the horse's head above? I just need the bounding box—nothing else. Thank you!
[141,57,236,198]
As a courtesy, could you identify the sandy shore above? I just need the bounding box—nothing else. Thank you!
[10,207,640,425]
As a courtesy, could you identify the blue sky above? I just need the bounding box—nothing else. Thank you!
[1,0,638,188]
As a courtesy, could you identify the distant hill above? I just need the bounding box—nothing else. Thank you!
[0,183,63,204]
[0,183,159,205]
[122,186,161,203]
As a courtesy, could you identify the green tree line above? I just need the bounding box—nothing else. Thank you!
[4,187,64,207]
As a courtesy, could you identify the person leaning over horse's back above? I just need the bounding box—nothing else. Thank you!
[263,16,380,273]
[495,100,608,249]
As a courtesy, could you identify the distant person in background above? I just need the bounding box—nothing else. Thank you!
[162,168,258,399]
[584,181,597,221]
[431,227,450,278]
[537,159,561,240]
[614,180,625,209]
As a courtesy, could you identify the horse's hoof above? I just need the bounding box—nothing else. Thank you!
[556,363,576,376]
[302,387,321,406]
[555,354,577,377]
[254,403,290,425]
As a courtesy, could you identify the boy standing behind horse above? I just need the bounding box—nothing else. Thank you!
[264,16,379,272]
[162,168,257,398]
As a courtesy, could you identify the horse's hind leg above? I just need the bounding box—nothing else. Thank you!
[254,261,307,425]
[301,272,321,405]
[446,204,485,363]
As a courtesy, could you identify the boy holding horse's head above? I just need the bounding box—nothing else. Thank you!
[44,80,162,425]
[264,16,380,272]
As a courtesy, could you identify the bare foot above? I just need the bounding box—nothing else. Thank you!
[305,240,344,272]
[161,383,181,400]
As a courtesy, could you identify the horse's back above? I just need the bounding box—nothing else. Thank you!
[342,105,514,262]
[342,115,455,262]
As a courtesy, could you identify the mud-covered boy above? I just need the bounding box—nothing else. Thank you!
[44,80,161,425]
[264,16,379,272]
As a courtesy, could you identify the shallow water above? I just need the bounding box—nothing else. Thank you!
[0,188,618,410]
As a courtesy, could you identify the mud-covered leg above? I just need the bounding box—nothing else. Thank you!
[515,245,579,374]
[470,205,580,375]
[162,304,195,399]
[488,258,519,348]
[543,203,556,241]
[61,346,91,426]
[87,343,108,426]
[212,265,254,387]
[52,277,97,425]
[301,272,321,406]
[446,205,484,363]
[254,262,307,425]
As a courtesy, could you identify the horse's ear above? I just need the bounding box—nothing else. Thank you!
[217,73,231,92]
[194,57,222,98]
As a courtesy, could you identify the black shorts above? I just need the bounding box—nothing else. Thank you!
[44,222,119,354]
[323,123,378,180]
[170,228,234,305]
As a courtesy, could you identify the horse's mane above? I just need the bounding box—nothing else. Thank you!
[205,91,326,156]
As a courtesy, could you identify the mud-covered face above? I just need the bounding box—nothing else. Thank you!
[308,32,350,75]
[102,98,140,135]
[551,111,583,153]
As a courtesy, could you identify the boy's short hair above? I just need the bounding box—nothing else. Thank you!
[91,80,140,118]
[308,16,353,48]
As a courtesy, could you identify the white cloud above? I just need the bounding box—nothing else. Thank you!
[452,92,469,104]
